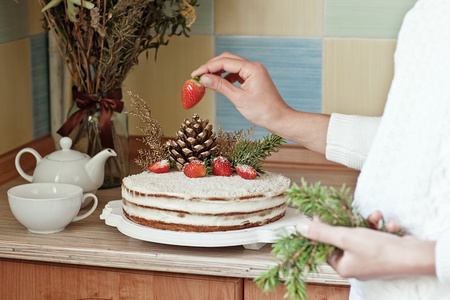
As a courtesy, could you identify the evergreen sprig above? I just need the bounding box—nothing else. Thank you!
[255,179,402,300]
[288,180,368,228]
[229,133,285,173]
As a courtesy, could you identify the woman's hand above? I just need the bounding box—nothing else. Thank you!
[296,214,436,281]
[191,52,330,154]
[191,52,291,130]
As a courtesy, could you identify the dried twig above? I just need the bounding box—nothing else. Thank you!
[215,126,255,158]
[126,91,168,170]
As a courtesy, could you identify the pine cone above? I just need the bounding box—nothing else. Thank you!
[165,114,219,171]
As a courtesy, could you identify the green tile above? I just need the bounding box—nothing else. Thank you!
[0,0,29,44]
[325,0,417,39]
[189,0,214,35]
[30,33,50,139]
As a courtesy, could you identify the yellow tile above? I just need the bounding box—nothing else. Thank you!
[0,39,33,155]
[29,0,46,35]
[215,0,322,37]
[123,35,215,138]
[323,39,397,116]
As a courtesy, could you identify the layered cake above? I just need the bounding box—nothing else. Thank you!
[121,171,290,232]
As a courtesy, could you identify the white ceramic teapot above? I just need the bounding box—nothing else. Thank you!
[15,137,117,194]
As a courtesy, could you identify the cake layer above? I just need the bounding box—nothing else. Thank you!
[123,206,287,232]
[122,199,287,227]
[122,188,287,214]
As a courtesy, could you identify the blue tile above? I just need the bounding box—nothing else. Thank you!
[0,0,29,44]
[30,33,50,138]
[215,36,322,142]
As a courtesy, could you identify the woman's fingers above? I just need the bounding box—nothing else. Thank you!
[386,220,400,233]
[366,210,399,232]
[367,210,383,230]
[192,57,248,80]
[296,219,349,250]
[223,72,244,84]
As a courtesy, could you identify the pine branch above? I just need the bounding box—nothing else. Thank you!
[255,179,403,300]
[288,180,368,228]
[229,133,285,173]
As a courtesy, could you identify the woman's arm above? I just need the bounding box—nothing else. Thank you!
[326,114,381,170]
[191,52,331,155]
[192,53,381,169]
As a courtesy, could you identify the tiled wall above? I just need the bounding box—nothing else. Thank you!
[0,0,48,155]
[124,0,418,140]
[1,0,417,155]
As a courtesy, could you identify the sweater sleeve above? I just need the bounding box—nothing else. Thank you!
[435,234,450,283]
[325,113,381,170]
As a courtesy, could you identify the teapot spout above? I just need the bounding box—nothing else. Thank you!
[85,149,117,188]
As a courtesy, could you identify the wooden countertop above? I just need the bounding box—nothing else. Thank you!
[1,133,359,287]
[0,165,358,286]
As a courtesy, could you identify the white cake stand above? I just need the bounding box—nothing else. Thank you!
[100,200,304,250]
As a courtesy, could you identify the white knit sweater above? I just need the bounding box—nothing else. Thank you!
[325,0,450,299]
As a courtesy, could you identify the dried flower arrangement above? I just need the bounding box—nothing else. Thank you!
[36,0,198,149]
[35,0,198,96]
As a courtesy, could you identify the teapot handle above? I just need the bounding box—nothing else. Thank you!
[15,148,42,182]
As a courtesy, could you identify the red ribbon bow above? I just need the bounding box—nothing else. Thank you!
[57,87,124,149]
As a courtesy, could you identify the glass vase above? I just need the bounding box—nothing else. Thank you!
[67,102,129,189]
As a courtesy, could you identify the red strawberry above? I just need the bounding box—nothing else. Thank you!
[148,160,170,173]
[235,165,257,180]
[181,76,205,109]
[183,160,207,178]
[212,156,233,177]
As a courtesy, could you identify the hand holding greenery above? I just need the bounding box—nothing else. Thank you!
[255,179,403,300]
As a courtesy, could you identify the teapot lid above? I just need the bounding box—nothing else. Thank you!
[47,137,89,161]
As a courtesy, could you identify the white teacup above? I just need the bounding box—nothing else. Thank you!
[7,183,98,234]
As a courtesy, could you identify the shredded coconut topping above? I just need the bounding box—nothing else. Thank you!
[122,171,291,200]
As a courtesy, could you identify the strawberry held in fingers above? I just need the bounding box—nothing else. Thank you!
[181,76,205,109]
[148,160,170,173]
